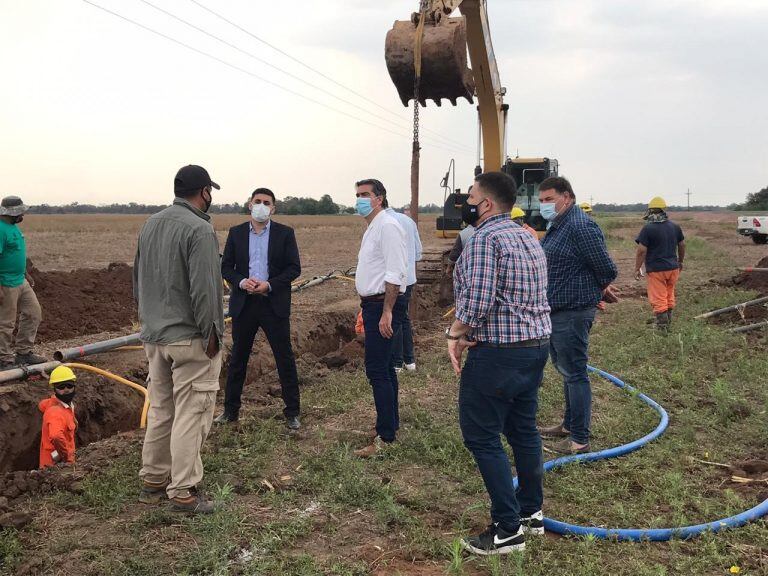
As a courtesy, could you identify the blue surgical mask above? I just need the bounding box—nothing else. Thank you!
[539,202,558,221]
[356,198,373,217]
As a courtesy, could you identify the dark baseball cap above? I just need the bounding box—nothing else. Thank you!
[174,165,220,193]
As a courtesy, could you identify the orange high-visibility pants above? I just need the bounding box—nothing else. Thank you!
[646,269,680,313]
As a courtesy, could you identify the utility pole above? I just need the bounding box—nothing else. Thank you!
[686,188,692,211]
[590,195,594,206]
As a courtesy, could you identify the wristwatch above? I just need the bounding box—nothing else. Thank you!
[444,327,461,340]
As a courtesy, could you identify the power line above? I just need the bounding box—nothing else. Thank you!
[80,0,473,156]
[136,0,472,152]
[186,0,474,151]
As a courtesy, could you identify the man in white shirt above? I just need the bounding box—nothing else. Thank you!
[385,206,422,372]
[353,179,408,457]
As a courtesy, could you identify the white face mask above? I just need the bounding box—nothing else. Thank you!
[251,203,271,222]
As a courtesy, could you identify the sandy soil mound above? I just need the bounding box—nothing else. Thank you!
[28,261,137,342]
[732,256,768,294]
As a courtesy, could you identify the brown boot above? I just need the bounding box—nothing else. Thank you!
[139,479,169,504]
[353,436,384,458]
[538,423,570,439]
[550,438,591,455]
[169,488,216,514]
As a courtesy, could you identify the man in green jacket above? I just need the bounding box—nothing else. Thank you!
[134,165,225,515]
[0,196,45,370]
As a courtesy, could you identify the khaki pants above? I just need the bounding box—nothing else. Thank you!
[140,338,222,499]
[0,280,42,364]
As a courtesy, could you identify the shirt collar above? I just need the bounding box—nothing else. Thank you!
[549,203,575,229]
[249,220,271,235]
[476,212,509,230]
[173,197,211,222]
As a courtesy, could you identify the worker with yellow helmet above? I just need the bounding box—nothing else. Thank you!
[38,366,78,469]
[579,202,593,216]
[635,196,686,330]
[510,207,538,239]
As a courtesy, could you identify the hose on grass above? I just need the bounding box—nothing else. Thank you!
[64,362,149,429]
[519,366,768,541]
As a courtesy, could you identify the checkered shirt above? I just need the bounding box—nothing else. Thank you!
[453,214,552,343]
[541,204,618,312]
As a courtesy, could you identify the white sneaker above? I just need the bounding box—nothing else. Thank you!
[404,363,416,371]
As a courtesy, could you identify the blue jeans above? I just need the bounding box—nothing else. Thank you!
[549,308,596,445]
[459,344,548,527]
[391,285,415,367]
[362,296,407,442]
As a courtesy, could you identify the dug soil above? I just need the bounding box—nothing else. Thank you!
[28,261,137,342]
[732,255,768,293]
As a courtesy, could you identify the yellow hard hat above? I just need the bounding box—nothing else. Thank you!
[510,207,525,219]
[579,202,593,213]
[648,196,667,209]
[49,366,76,387]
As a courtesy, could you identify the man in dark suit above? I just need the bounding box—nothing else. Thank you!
[215,188,302,429]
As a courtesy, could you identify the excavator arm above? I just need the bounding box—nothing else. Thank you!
[385,0,505,172]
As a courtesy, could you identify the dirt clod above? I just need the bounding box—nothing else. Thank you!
[0,511,33,529]
[732,256,768,293]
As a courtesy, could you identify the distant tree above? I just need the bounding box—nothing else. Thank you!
[737,186,768,211]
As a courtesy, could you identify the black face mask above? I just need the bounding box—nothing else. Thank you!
[461,198,486,226]
[55,390,76,405]
[201,188,212,213]
[12,216,23,224]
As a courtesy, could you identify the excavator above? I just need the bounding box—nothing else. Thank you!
[385,0,559,239]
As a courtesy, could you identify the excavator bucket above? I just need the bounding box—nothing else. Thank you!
[385,17,475,107]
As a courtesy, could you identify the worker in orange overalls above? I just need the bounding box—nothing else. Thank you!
[39,366,78,469]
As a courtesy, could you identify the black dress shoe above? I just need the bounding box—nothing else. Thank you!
[213,412,238,425]
[286,416,300,430]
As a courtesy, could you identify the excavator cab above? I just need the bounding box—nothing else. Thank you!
[503,157,559,232]
[436,191,469,238]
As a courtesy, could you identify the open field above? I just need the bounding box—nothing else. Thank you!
[2,211,768,575]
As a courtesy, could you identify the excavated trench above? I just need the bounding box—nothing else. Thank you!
[0,263,444,510]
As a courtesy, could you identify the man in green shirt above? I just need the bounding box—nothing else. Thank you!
[0,196,45,370]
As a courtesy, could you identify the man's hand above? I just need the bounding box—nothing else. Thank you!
[448,337,476,375]
[205,331,220,359]
[242,278,259,293]
[25,273,35,288]
[634,269,644,281]
[602,284,620,303]
[379,309,394,339]
[252,281,270,295]
[678,262,684,272]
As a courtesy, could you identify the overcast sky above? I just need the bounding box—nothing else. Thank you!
[1,0,766,208]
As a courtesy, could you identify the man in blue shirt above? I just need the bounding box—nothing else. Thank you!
[635,196,685,330]
[538,177,618,454]
[386,206,422,372]
[217,188,302,429]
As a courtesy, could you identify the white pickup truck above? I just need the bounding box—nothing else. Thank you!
[738,215,768,244]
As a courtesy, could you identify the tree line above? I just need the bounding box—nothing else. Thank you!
[729,186,768,211]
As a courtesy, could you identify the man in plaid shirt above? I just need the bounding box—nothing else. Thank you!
[447,172,551,556]
[538,176,618,455]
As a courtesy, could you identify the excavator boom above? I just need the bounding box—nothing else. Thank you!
[384,0,505,172]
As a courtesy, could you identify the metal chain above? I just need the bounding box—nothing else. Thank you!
[412,78,421,148]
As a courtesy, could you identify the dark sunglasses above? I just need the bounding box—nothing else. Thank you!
[54,382,75,391]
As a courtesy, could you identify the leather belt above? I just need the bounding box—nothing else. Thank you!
[475,338,550,349]
[360,294,386,303]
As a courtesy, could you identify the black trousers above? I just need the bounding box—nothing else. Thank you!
[224,297,300,418]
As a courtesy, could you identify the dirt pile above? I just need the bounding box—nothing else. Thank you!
[732,256,768,294]
[27,261,137,342]
[0,371,144,473]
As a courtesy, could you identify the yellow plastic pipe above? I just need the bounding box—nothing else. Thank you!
[64,362,149,429]
[115,345,144,351]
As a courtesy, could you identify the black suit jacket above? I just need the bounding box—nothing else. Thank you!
[221,220,301,319]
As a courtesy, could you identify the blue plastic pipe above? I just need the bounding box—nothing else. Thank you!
[519,366,768,541]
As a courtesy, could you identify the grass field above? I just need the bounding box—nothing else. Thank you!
[2,211,767,575]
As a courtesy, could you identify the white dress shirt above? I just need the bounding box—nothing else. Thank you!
[356,210,408,297]
[386,208,423,287]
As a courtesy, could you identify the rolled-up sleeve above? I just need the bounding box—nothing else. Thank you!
[188,228,225,345]
[381,221,408,287]
[455,234,497,328]
[574,221,618,288]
